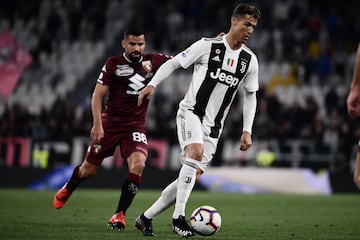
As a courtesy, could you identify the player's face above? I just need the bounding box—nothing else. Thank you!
[231,14,258,43]
[122,34,146,62]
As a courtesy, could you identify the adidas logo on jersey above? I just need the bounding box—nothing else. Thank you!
[212,55,221,62]
[210,68,239,88]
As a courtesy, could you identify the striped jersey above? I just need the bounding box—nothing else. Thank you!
[175,35,259,138]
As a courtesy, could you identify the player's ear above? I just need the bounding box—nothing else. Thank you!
[121,39,126,48]
[231,16,240,25]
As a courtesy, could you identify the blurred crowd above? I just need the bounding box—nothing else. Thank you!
[1,0,360,172]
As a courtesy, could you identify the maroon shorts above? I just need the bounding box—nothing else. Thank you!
[85,125,148,166]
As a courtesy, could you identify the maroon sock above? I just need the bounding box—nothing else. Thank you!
[66,165,85,192]
[115,173,142,214]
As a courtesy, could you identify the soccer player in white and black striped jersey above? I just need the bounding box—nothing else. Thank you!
[136,3,261,237]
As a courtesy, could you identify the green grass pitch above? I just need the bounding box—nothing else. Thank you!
[0,188,359,239]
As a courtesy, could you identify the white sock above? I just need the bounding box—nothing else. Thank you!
[144,179,178,219]
[172,158,198,219]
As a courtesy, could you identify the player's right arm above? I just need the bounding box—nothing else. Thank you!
[90,83,109,143]
[91,58,114,142]
[347,44,360,118]
[138,57,181,106]
[138,38,208,106]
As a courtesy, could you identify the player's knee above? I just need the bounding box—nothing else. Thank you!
[79,162,98,178]
[193,153,203,161]
[133,159,146,172]
[187,150,203,161]
[128,152,147,174]
[78,167,97,178]
[185,144,203,161]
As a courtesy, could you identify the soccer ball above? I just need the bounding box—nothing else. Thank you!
[190,205,221,236]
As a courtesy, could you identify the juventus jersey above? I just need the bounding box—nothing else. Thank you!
[175,35,259,138]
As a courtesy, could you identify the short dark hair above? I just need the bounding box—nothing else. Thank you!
[232,3,261,20]
[124,26,145,39]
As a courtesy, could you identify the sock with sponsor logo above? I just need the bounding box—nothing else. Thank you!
[116,173,142,214]
[172,158,198,219]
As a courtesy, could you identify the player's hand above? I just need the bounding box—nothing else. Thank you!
[347,88,360,118]
[90,125,104,143]
[138,85,155,106]
[240,131,252,151]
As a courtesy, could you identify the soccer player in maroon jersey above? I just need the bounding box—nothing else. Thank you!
[53,26,171,231]
[346,43,360,189]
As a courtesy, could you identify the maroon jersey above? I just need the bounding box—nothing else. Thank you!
[97,53,170,131]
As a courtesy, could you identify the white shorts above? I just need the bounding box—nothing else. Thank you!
[176,109,219,171]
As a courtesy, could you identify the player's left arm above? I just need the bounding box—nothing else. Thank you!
[240,56,259,151]
[240,90,257,151]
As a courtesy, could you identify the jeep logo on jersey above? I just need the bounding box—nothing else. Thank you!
[115,65,134,77]
[210,68,239,88]
[127,73,146,95]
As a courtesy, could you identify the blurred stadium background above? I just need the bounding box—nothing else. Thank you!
[0,0,360,193]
